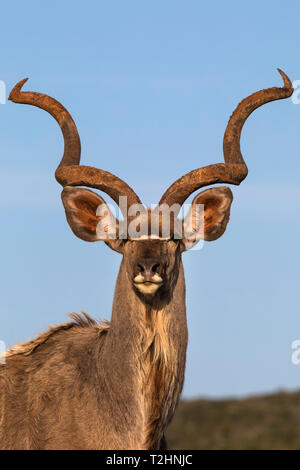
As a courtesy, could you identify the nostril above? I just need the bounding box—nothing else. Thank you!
[151,263,160,273]
[137,264,145,273]
[137,261,160,276]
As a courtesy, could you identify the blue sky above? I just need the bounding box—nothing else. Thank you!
[0,0,300,398]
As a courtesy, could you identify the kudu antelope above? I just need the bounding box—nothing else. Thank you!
[0,70,292,449]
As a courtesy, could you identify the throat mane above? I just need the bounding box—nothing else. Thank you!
[139,306,177,449]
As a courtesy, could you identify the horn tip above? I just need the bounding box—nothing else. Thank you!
[276,68,293,93]
[8,77,29,102]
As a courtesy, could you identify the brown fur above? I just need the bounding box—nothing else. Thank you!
[0,187,232,449]
[5,312,110,359]
[4,70,291,449]
[0,249,187,449]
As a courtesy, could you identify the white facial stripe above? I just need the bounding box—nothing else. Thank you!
[129,236,171,241]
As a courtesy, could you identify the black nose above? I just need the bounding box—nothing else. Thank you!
[137,260,160,276]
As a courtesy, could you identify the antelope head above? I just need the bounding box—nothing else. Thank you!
[9,71,293,302]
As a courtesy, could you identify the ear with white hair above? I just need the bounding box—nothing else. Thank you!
[61,186,124,253]
[181,186,233,250]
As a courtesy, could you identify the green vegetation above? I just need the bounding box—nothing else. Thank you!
[166,391,300,449]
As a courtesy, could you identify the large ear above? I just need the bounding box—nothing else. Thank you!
[181,186,233,250]
[61,186,124,253]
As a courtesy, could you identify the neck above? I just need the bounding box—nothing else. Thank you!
[103,259,188,449]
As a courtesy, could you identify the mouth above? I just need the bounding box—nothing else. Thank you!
[134,281,163,295]
[133,274,163,296]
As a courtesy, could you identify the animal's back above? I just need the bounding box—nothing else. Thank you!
[0,313,110,449]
